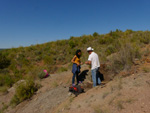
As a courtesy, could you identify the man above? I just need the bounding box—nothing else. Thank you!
[85,47,101,87]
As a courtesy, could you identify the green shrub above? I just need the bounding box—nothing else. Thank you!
[10,79,39,106]
[105,45,116,56]
[38,70,46,79]
[0,68,9,74]
[93,32,99,37]
[69,40,76,48]
[109,30,121,38]
[81,37,88,44]
[140,36,150,44]
[124,29,134,35]
[57,67,68,73]
[35,56,42,61]
[0,103,9,113]
[47,65,58,73]
[110,43,141,73]
[43,55,54,65]
[0,74,14,87]
[0,86,8,93]
[0,53,10,69]
[99,36,114,45]
[3,75,14,87]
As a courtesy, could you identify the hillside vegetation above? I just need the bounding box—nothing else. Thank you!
[0,30,150,87]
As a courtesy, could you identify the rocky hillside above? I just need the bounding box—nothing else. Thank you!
[0,30,150,113]
[1,44,150,113]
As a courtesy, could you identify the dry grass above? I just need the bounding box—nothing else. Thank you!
[125,98,137,104]
[117,100,124,110]
[102,92,109,99]
[108,96,116,105]
[0,102,9,113]
[54,96,74,113]
[52,81,58,88]
[69,97,74,103]
[77,104,81,108]
[93,105,108,113]
[0,86,8,94]
[142,67,150,73]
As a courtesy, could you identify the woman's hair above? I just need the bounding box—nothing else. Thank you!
[76,49,81,58]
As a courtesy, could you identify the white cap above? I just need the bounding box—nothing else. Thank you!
[87,47,94,51]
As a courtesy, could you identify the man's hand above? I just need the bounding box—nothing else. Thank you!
[85,61,91,65]
[85,61,88,64]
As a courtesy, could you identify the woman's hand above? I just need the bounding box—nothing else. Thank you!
[77,63,80,66]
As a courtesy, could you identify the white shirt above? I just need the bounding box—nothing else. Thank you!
[88,52,100,70]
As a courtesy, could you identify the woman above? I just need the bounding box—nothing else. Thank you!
[71,49,82,86]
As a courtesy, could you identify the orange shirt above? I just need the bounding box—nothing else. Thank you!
[74,55,80,64]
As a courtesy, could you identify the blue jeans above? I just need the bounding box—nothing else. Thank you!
[91,67,101,87]
[72,72,79,85]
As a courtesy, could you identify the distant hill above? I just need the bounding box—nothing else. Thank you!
[0,48,7,51]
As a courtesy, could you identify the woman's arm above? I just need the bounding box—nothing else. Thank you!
[71,56,76,64]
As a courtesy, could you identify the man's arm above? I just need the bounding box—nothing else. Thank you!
[85,61,91,65]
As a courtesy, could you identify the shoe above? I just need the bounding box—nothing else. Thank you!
[72,84,75,86]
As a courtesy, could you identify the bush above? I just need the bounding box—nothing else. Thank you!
[0,86,8,93]
[35,56,42,61]
[124,29,134,35]
[140,36,150,44]
[0,53,10,69]
[38,70,46,79]
[0,74,14,87]
[105,45,116,56]
[0,102,9,113]
[110,43,141,73]
[69,40,76,48]
[99,36,114,45]
[81,37,88,44]
[57,67,68,73]
[43,55,54,65]
[109,30,121,38]
[10,79,39,106]
[93,32,99,37]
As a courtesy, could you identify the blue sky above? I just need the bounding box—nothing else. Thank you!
[0,0,150,48]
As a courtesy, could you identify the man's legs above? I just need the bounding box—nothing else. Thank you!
[96,67,101,85]
[91,69,97,87]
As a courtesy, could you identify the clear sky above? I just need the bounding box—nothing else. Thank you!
[0,0,150,48]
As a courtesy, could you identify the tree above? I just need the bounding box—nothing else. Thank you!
[93,32,99,37]
[0,53,10,69]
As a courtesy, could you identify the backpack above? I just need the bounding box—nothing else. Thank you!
[69,85,84,96]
